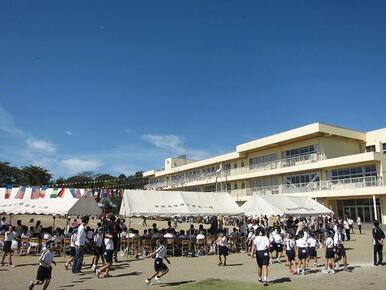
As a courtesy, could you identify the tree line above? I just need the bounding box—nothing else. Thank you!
[0,161,147,189]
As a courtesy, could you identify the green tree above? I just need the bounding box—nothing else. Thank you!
[19,165,52,185]
[0,162,20,185]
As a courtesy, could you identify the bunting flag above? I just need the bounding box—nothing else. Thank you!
[76,188,82,198]
[108,189,112,197]
[102,189,109,198]
[83,189,90,198]
[5,184,12,199]
[31,186,40,199]
[69,188,76,198]
[39,186,48,198]
[50,188,59,198]
[57,188,65,198]
[15,186,26,199]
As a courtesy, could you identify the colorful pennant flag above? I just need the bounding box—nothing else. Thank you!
[39,186,48,198]
[31,186,40,199]
[5,184,12,199]
[15,186,26,199]
[50,188,59,198]
[69,188,76,198]
[76,188,82,198]
[57,188,65,198]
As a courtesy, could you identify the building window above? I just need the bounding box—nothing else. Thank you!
[331,164,377,180]
[285,172,320,184]
[234,163,238,169]
[234,183,238,190]
[241,182,245,189]
[366,145,376,152]
[249,153,277,169]
[383,143,386,154]
[282,144,319,159]
[241,161,244,167]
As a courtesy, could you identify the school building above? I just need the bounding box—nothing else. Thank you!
[143,123,386,224]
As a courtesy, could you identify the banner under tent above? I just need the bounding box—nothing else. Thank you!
[119,190,244,217]
[0,187,102,216]
[241,195,333,217]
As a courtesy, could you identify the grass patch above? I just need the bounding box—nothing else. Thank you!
[178,278,296,290]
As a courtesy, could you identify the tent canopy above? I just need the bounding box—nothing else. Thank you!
[241,195,333,217]
[119,190,243,217]
[0,187,102,216]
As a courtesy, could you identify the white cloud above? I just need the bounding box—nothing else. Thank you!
[61,158,102,173]
[66,130,73,136]
[123,128,132,134]
[26,138,56,153]
[142,134,184,152]
[0,105,24,135]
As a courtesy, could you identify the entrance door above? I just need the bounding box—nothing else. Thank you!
[357,207,364,221]
[363,207,371,223]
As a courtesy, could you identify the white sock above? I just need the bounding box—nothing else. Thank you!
[263,276,267,281]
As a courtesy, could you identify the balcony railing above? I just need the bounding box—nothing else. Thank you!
[230,176,384,198]
[145,152,326,190]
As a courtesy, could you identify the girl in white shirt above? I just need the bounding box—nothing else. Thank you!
[284,233,296,274]
[65,229,77,270]
[307,234,318,269]
[324,231,335,274]
[96,229,114,278]
[251,227,270,286]
[91,228,104,272]
[1,226,15,267]
[296,232,308,275]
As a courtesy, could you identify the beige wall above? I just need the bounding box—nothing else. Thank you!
[321,136,363,159]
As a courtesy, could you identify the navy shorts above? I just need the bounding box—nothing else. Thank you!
[3,241,12,253]
[37,265,52,281]
[70,247,76,257]
[104,250,114,263]
[154,258,168,272]
[274,243,283,252]
[94,246,103,256]
[219,246,228,256]
[298,247,308,259]
[336,245,346,257]
[308,247,317,258]
[256,250,270,267]
[326,248,335,259]
[286,250,295,261]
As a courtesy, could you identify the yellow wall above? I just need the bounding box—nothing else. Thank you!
[321,136,363,159]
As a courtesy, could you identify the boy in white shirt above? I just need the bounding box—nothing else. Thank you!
[251,227,270,286]
[96,228,114,278]
[215,232,228,266]
[307,233,318,269]
[323,231,335,274]
[145,238,171,285]
[295,232,308,275]
[1,226,16,267]
[64,228,77,270]
[28,241,56,290]
[284,233,296,274]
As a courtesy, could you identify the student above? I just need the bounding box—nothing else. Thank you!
[343,218,350,241]
[72,216,89,273]
[96,228,114,278]
[270,228,283,263]
[216,231,228,266]
[91,227,104,272]
[284,233,296,274]
[145,238,171,285]
[334,225,348,271]
[64,228,77,270]
[1,225,15,267]
[295,231,308,275]
[307,233,318,269]
[357,216,362,234]
[28,241,56,290]
[323,230,335,274]
[251,227,270,286]
[372,220,385,266]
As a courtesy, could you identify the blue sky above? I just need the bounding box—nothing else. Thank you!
[1,1,386,178]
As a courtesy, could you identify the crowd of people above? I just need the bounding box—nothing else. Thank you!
[0,214,384,289]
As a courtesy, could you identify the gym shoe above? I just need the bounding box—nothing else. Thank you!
[91,264,96,272]
[276,258,281,263]
[329,269,335,274]
[322,269,329,274]
[218,262,222,266]
[263,281,268,286]
[155,276,161,283]
[28,281,34,290]
[257,277,262,283]
[145,279,151,285]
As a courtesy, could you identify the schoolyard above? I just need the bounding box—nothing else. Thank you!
[1,221,385,290]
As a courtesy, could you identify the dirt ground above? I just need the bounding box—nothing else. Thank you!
[0,217,385,290]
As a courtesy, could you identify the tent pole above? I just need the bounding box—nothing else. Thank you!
[9,213,12,225]
[52,216,56,229]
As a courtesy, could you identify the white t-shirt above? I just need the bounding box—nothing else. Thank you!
[75,224,86,247]
[253,236,270,251]
[325,237,334,248]
[196,233,205,240]
[357,217,361,225]
[307,237,317,248]
[334,232,343,246]
[296,238,308,248]
[271,232,283,244]
[343,221,349,230]
[155,245,166,259]
[217,236,227,247]
[285,238,296,250]
[5,231,15,242]
[104,237,114,250]
[94,234,103,247]
[70,233,77,247]
[40,249,55,266]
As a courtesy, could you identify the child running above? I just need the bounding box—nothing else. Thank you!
[296,231,308,275]
[145,238,171,285]
[96,227,114,278]
[307,233,318,269]
[216,231,228,266]
[1,225,15,267]
[251,227,270,286]
[28,241,56,290]
[64,228,77,270]
[284,233,296,274]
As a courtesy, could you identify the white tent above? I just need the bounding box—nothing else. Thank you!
[119,190,243,217]
[0,187,102,216]
[241,195,333,217]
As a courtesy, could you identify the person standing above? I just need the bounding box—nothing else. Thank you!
[251,227,270,286]
[348,217,354,234]
[357,216,362,234]
[216,232,228,266]
[343,218,350,241]
[72,216,89,273]
[372,220,385,266]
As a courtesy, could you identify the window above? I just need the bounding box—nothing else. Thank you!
[366,145,376,152]
[383,143,386,154]
[249,153,277,168]
[282,144,319,159]
[285,172,320,184]
[331,164,377,180]
[241,161,245,167]
[241,182,245,189]
[234,163,238,169]
[234,183,238,190]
